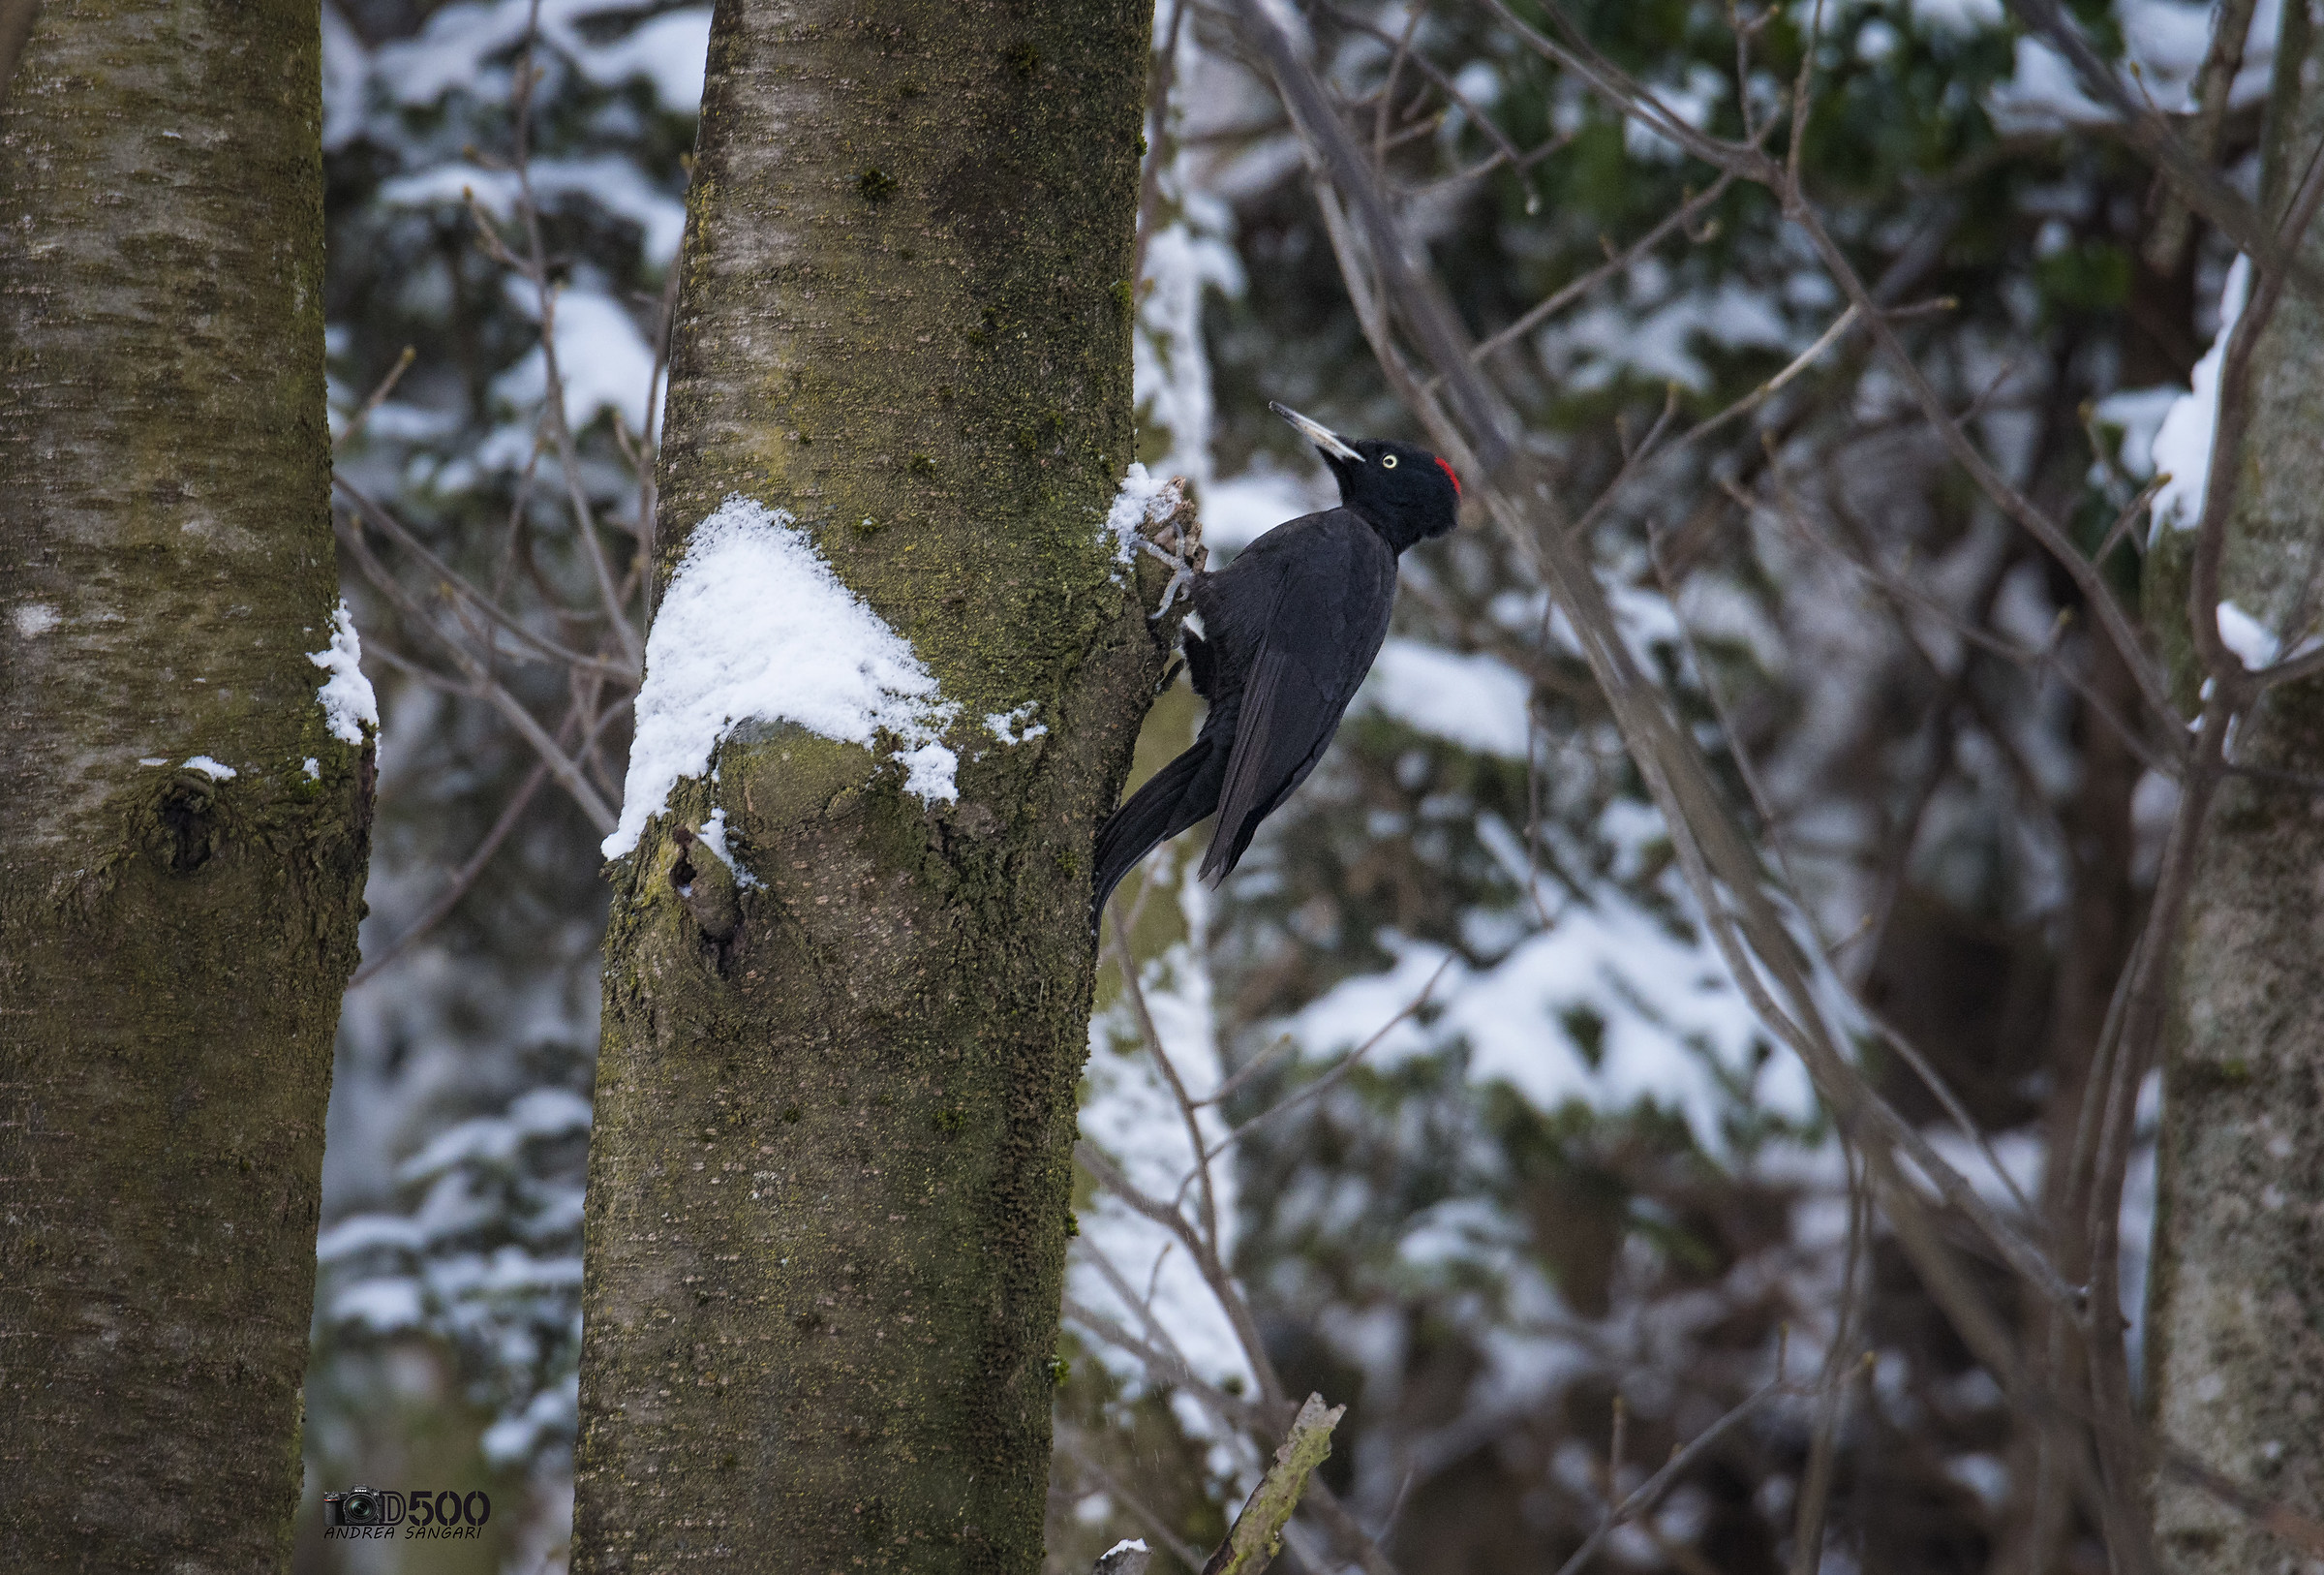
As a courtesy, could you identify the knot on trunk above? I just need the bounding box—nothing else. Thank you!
[669,825,742,942]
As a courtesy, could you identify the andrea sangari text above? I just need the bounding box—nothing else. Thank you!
[321,1486,494,1537]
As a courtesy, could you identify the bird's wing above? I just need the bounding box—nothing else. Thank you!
[1200,525,1395,881]
[1205,647,1299,862]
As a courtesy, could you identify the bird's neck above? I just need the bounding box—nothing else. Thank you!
[1345,503,1422,555]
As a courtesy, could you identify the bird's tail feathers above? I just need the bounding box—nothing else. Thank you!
[1090,742,1217,923]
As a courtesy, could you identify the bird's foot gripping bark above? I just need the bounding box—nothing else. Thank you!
[1130,478,1205,622]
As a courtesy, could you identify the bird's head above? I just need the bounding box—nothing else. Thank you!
[1270,403,1460,551]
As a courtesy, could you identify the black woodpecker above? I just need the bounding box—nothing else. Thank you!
[1092,401,1462,921]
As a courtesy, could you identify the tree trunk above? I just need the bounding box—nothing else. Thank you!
[570,0,1163,1569]
[2146,5,2324,1564]
[0,7,369,1571]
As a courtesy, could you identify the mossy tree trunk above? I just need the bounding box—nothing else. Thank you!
[2146,5,2324,1564]
[569,1,1164,1570]
[0,6,369,1570]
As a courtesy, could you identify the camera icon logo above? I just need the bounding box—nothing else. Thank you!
[322,1487,405,1528]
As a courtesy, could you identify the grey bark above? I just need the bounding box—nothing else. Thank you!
[0,4,368,1572]
[569,0,1164,1570]
[2147,4,2324,1564]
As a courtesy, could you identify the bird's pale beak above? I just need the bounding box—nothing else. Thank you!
[1269,401,1361,462]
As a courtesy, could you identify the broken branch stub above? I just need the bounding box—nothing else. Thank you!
[1202,1394,1346,1575]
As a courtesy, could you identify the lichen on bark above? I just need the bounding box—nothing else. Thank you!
[569,1,1168,1570]
[0,4,368,1568]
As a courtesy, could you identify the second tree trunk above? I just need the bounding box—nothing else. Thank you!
[571,1,1165,1569]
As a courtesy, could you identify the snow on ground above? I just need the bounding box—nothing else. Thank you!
[570,6,713,111]
[1988,2,2274,131]
[604,497,959,858]
[1535,266,1793,396]
[371,0,710,115]
[1136,209,1243,491]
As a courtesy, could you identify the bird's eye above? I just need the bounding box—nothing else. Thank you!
[1381,454,1397,468]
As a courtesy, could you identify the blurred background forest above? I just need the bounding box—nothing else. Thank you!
[300,0,2265,1569]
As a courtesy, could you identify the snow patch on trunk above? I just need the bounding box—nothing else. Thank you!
[2150,256,2250,540]
[604,496,959,859]
[311,600,380,745]
[985,702,1048,745]
[693,806,763,888]
[1102,462,1178,578]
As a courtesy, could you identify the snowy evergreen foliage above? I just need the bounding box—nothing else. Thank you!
[1060,1,2225,1569]
[314,0,2242,1570]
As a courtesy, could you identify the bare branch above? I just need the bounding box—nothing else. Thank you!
[2142,0,2262,272]
[1059,1439,1211,1573]
[1201,954,1453,1166]
[1469,173,1741,365]
[1233,0,2089,1325]
[351,758,550,986]
[2161,1444,2324,1559]
[1778,194,2182,731]
[334,509,621,833]
[1074,1139,1291,1416]
[334,477,639,684]
[2003,0,2324,297]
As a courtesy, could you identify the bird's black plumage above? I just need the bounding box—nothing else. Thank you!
[1093,403,1461,920]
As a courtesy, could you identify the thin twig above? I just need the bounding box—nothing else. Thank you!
[351,758,550,985]
[1553,1378,1803,1575]
[1074,1139,1292,1415]
[2142,0,2261,272]
[1201,954,1454,1165]
[1235,0,2089,1324]
[2003,0,2324,298]
[1059,1437,1213,1573]
[335,476,638,683]
[1109,907,1221,1249]
[334,345,416,451]
[1789,1153,1867,1575]
[1779,192,2181,732]
[1469,171,1742,364]
[334,509,620,833]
